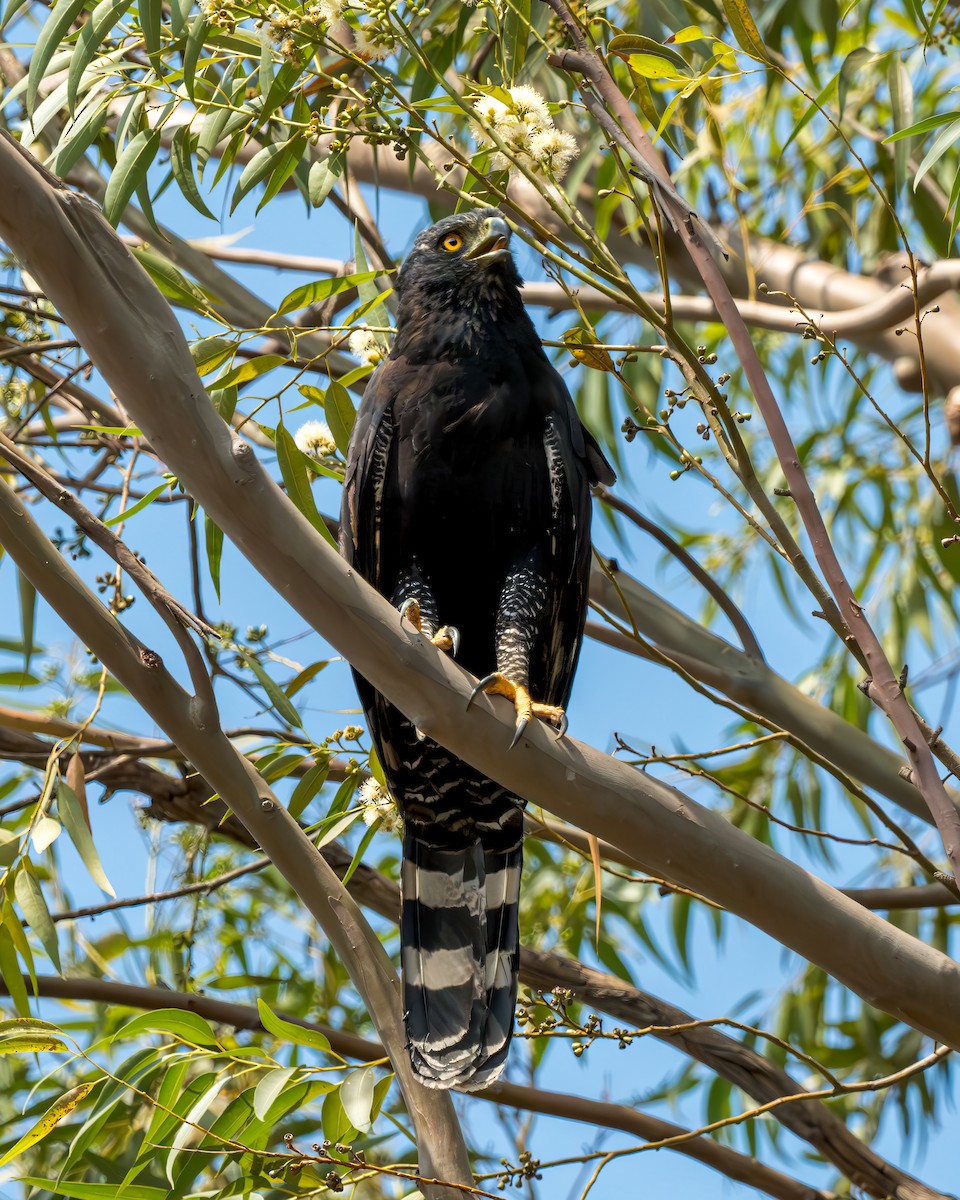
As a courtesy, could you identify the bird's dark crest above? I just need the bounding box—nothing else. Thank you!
[341,206,614,1090]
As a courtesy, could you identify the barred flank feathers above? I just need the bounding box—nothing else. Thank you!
[400,832,521,1090]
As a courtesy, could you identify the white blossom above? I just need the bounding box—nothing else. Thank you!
[294,419,337,458]
[349,328,386,366]
[312,0,343,23]
[530,127,579,179]
[507,85,551,129]
[359,777,401,832]
[353,20,394,60]
[470,85,577,179]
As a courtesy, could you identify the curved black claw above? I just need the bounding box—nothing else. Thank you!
[466,672,500,711]
[554,711,569,740]
[509,717,529,750]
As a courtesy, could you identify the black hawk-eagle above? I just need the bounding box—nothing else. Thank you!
[340,209,614,1090]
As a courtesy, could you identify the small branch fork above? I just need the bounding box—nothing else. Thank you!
[541,0,960,885]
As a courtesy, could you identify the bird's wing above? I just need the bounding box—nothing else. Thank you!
[523,352,615,705]
[339,360,400,589]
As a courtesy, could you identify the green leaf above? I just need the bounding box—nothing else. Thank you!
[884,110,960,142]
[341,818,379,887]
[887,55,913,191]
[30,815,61,854]
[609,34,690,78]
[353,228,391,342]
[205,514,223,602]
[132,247,210,313]
[322,1085,358,1145]
[14,863,61,972]
[215,353,286,389]
[103,478,173,527]
[259,141,308,213]
[182,16,210,102]
[323,380,356,455]
[18,1184,168,1200]
[114,1008,221,1047]
[0,924,30,1016]
[57,781,115,896]
[166,1074,228,1184]
[17,570,35,677]
[914,118,960,191]
[2,898,36,996]
[1,0,32,31]
[256,998,332,1054]
[0,1034,67,1053]
[253,1066,297,1121]
[0,1082,96,1166]
[102,128,161,228]
[140,0,162,56]
[275,421,338,548]
[51,90,112,177]
[288,758,329,820]
[170,125,216,221]
[239,650,303,728]
[838,47,874,121]
[190,335,236,376]
[782,73,838,155]
[308,149,345,207]
[285,659,329,699]
[230,138,300,213]
[501,0,531,82]
[74,423,142,435]
[275,270,381,318]
[68,0,134,114]
[197,66,240,177]
[28,0,90,114]
[0,1017,64,1036]
[720,0,771,62]
[339,1065,376,1134]
[0,671,41,687]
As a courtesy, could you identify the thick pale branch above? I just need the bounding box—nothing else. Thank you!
[128,240,960,344]
[586,568,956,830]
[2,132,960,1067]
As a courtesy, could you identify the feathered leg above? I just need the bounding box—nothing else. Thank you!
[468,562,567,744]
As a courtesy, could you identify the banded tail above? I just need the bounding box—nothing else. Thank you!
[400,831,521,1090]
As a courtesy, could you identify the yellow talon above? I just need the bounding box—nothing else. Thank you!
[400,600,459,656]
[467,672,568,747]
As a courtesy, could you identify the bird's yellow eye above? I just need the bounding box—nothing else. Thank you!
[441,232,464,252]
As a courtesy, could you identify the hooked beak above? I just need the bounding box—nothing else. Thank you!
[464,215,512,264]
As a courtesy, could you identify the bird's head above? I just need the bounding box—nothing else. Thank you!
[395,209,522,305]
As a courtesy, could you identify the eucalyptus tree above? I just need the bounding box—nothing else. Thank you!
[0,1,959,1197]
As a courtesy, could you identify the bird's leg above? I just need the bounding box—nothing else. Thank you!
[397,583,460,656]
[467,565,567,748]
